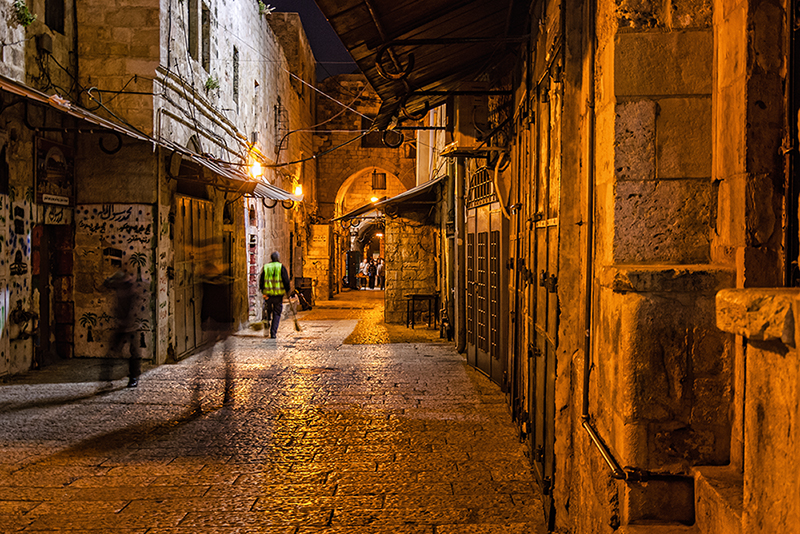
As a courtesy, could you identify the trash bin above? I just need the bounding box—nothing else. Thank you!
[295,277,313,310]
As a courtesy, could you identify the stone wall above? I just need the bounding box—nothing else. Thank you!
[716,289,800,533]
[579,0,737,528]
[384,210,437,324]
[314,74,416,220]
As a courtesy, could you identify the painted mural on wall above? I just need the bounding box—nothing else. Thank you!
[74,204,155,359]
[0,131,36,376]
[156,202,173,363]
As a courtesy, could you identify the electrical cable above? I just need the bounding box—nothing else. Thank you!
[266,131,369,168]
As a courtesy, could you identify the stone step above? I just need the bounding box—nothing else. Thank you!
[693,465,743,534]
[618,522,697,534]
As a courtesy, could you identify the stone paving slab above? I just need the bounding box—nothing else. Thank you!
[0,294,546,533]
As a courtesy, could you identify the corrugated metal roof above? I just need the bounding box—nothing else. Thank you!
[375,174,445,208]
[314,0,529,128]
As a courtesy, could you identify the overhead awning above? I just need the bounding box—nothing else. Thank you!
[332,201,384,222]
[1,73,303,203]
[375,174,446,208]
[251,181,304,203]
[0,73,151,143]
[313,0,529,129]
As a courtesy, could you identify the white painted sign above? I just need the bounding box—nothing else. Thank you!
[42,194,70,206]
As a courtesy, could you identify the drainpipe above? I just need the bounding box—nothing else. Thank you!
[455,156,467,353]
[784,0,799,286]
[579,0,692,484]
[580,0,598,445]
[446,158,456,336]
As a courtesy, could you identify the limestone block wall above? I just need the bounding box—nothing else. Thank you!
[305,224,332,301]
[584,0,738,527]
[0,0,27,81]
[716,289,800,533]
[594,266,735,471]
[384,211,437,324]
[21,0,77,97]
[712,0,785,278]
[77,0,159,131]
[315,74,416,220]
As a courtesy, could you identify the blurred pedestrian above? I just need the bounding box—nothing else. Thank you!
[259,251,291,338]
[101,269,141,388]
[197,239,235,405]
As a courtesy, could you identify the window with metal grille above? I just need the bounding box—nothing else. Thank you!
[490,230,500,359]
[275,98,289,153]
[201,3,211,71]
[371,170,386,190]
[477,232,489,352]
[467,233,475,347]
[188,0,198,60]
[467,166,497,209]
[233,47,239,106]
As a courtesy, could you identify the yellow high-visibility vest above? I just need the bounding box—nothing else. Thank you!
[262,262,284,296]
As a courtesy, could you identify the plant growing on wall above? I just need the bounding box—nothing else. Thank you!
[13,0,36,27]
[129,252,148,281]
[79,312,98,342]
[204,76,220,91]
[258,1,274,16]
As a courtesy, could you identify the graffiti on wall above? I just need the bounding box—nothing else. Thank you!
[75,204,155,359]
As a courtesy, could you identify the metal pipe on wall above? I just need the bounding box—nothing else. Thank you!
[455,157,467,353]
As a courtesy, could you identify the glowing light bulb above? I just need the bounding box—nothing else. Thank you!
[294,184,303,196]
[250,161,263,179]
[371,196,379,203]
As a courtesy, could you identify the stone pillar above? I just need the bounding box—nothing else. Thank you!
[384,211,437,324]
[591,0,736,524]
[716,289,800,533]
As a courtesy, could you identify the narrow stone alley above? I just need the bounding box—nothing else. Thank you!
[0,291,547,533]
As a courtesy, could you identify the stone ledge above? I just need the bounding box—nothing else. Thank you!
[599,264,735,293]
[715,288,800,346]
[692,465,742,534]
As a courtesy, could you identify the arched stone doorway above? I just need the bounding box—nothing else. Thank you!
[333,167,404,292]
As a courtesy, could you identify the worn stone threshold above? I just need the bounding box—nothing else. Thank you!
[618,522,697,534]
[693,465,743,534]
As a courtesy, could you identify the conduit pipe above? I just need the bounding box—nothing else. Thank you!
[492,150,511,220]
[579,1,692,484]
[455,157,467,353]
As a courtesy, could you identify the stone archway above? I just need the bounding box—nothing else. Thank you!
[334,166,406,218]
[331,167,405,294]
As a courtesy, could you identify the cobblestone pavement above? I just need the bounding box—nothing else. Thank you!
[0,293,547,533]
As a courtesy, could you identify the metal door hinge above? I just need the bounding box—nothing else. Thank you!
[544,274,557,293]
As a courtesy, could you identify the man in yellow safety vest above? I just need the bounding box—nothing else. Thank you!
[259,251,291,338]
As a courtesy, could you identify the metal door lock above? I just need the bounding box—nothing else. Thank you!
[544,274,558,293]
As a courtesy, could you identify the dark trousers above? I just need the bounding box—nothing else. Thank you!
[264,295,284,337]
[101,331,141,381]
[368,275,375,289]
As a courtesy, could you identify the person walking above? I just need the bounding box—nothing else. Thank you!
[101,269,141,388]
[260,251,291,339]
[359,257,369,289]
[368,259,377,289]
[376,258,385,290]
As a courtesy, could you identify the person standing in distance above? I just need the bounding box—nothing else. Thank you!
[260,251,291,338]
